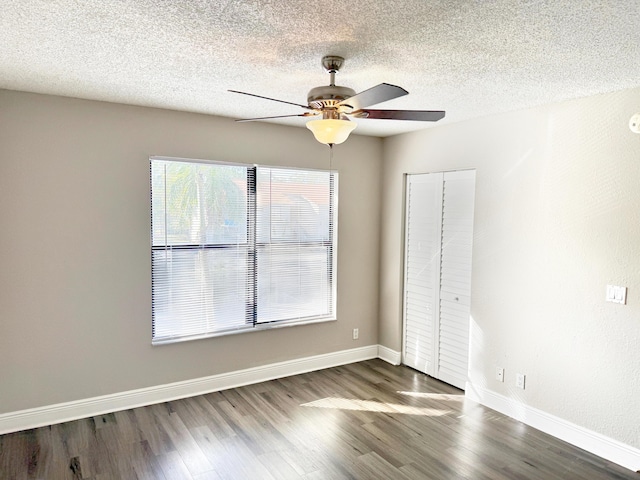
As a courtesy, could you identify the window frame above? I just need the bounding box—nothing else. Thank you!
[150,156,338,345]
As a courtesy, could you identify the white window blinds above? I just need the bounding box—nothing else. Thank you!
[151,157,337,344]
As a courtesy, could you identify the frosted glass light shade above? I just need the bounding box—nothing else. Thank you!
[306,119,357,145]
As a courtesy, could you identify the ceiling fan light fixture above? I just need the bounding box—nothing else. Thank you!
[306,118,357,145]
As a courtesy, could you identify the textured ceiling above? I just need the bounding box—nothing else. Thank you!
[2,1,640,137]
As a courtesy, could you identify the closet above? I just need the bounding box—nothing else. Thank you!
[402,170,476,390]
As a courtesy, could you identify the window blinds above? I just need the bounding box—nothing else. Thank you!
[151,158,337,344]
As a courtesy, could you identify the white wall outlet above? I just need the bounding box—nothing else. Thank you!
[516,373,526,389]
[496,367,504,382]
[352,328,359,340]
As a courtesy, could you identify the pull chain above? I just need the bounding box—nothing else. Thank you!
[329,143,334,172]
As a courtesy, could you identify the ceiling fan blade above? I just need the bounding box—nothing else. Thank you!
[337,83,408,110]
[235,113,317,123]
[353,109,446,121]
[228,90,313,110]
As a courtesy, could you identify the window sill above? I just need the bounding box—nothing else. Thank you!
[152,316,337,346]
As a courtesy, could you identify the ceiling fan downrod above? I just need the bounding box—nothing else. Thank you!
[322,55,344,86]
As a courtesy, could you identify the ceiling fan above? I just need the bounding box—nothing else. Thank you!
[229,55,445,146]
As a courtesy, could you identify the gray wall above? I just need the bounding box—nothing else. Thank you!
[380,87,640,449]
[0,90,383,413]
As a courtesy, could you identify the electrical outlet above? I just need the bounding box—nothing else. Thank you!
[516,373,526,389]
[352,328,359,340]
[496,367,504,382]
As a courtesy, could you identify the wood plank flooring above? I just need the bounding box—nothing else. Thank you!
[0,359,637,479]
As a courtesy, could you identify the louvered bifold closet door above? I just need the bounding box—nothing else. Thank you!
[437,170,476,389]
[402,173,443,377]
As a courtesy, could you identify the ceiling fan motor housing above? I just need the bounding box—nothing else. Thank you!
[307,85,356,110]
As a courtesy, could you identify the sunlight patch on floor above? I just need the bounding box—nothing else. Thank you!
[300,397,452,416]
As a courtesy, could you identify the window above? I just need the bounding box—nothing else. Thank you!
[150,157,337,344]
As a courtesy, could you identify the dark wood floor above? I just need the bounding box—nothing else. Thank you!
[0,359,637,479]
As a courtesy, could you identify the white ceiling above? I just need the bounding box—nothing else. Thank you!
[2,1,640,137]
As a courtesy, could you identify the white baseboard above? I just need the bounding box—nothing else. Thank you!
[465,383,640,473]
[0,345,379,435]
[377,345,402,365]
